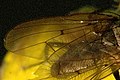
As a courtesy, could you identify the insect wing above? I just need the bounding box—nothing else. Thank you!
[32,41,120,80]
[4,13,113,59]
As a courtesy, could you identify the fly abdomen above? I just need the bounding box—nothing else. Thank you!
[51,59,95,79]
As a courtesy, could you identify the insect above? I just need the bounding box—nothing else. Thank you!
[4,12,120,80]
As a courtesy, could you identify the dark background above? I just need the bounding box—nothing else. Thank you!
[0,0,118,63]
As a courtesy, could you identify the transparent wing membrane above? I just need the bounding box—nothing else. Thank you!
[4,13,120,80]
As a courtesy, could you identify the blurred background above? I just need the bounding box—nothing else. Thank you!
[0,0,120,79]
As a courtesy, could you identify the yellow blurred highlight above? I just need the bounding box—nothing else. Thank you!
[0,52,40,80]
[0,52,116,80]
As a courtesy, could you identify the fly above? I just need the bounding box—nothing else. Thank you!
[4,12,120,80]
